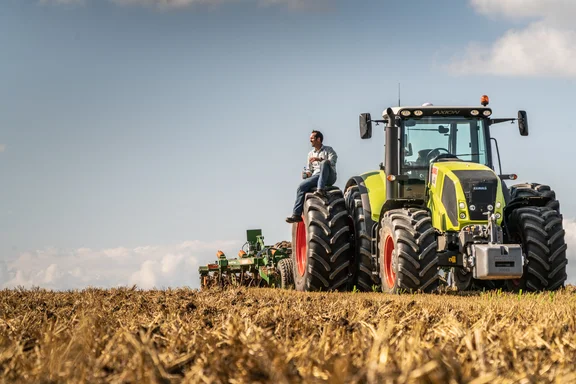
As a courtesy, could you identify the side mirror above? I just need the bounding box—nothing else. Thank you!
[359,113,372,139]
[518,110,529,136]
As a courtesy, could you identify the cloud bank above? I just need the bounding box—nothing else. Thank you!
[449,0,576,77]
[0,239,242,290]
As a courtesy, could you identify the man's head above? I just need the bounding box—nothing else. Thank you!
[310,130,323,148]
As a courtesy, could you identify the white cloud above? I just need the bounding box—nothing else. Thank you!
[562,219,576,284]
[0,144,5,153]
[43,264,60,283]
[449,1,576,77]
[470,0,576,25]
[1,239,242,290]
[130,260,158,289]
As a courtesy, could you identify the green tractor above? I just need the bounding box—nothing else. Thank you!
[199,229,294,289]
[291,95,567,293]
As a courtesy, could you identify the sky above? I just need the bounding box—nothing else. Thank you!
[1,0,576,290]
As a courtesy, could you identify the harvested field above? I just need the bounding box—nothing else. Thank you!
[1,286,576,383]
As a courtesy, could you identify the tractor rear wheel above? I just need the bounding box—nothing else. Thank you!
[292,187,352,292]
[509,183,560,213]
[344,185,380,291]
[379,208,439,293]
[506,206,568,292]
[277,258,294,289]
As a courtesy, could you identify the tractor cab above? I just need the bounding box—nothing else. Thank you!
[359,96,527,204]
[395,108,492,200]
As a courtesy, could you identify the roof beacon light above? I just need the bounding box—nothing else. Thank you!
[481,95,489,106]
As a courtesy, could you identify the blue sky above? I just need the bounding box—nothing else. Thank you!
[2,0,576,289]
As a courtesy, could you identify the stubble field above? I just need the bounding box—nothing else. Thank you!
[1,285,576,383]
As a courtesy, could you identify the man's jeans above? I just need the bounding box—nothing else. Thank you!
[293,161,337,216]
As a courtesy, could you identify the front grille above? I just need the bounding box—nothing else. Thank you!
[452,170,498,220]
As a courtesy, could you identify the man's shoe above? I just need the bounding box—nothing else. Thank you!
[286,215,303,223]
[314,189,327,198]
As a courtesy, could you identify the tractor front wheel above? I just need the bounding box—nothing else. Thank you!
[506,206,568,291]
[379,208,439,293]
[291,187,352,292]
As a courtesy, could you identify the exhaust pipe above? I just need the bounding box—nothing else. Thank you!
[384,107,399,201]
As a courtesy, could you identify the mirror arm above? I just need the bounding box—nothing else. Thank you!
[489,118,516,125]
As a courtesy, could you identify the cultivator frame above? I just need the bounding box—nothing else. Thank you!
[198,229,294,289]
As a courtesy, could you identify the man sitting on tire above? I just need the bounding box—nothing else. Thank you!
[286,130,338,223]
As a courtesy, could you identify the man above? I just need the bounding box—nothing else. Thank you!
[286,130,338,223]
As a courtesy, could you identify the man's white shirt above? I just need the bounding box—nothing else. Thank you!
[307,145,338,177]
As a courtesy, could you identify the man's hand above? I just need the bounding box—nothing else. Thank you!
[309,157,322,162]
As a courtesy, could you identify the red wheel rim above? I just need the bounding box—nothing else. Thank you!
[296,220,307,277]
[383,235,396,288]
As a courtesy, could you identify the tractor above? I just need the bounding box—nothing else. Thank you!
[291,95,567,293]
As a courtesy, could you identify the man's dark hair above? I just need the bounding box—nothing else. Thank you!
[311,130,323,142]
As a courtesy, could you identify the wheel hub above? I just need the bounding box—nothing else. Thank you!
[295,221,307,277]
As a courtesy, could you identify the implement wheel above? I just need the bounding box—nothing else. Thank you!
[277,258,294,289]
[291,187,352,292]
[344,185,380,291]
[378,208,439,293]
[506,206,568,291]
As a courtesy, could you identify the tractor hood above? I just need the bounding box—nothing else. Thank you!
[429,161,505,231]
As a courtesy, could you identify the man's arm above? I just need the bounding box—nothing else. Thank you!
[326,146,337,166]
[306,151,314,175]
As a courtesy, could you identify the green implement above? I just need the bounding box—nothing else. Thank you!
[198,229,294,289]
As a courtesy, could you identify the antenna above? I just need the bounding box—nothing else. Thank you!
[398,83,401,107]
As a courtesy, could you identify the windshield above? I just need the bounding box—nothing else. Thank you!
[402,116,488,172]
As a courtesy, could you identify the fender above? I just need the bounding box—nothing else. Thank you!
[345,171,386,234]
[345,173,382,265]
[346,175,375,234]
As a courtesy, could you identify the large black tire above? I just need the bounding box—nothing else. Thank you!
[344,185,380,292]
[277,258,294,289]
[509,183,560,213]
[378,208,439,293]
[506,206,568,292]
[291,187,352,292]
